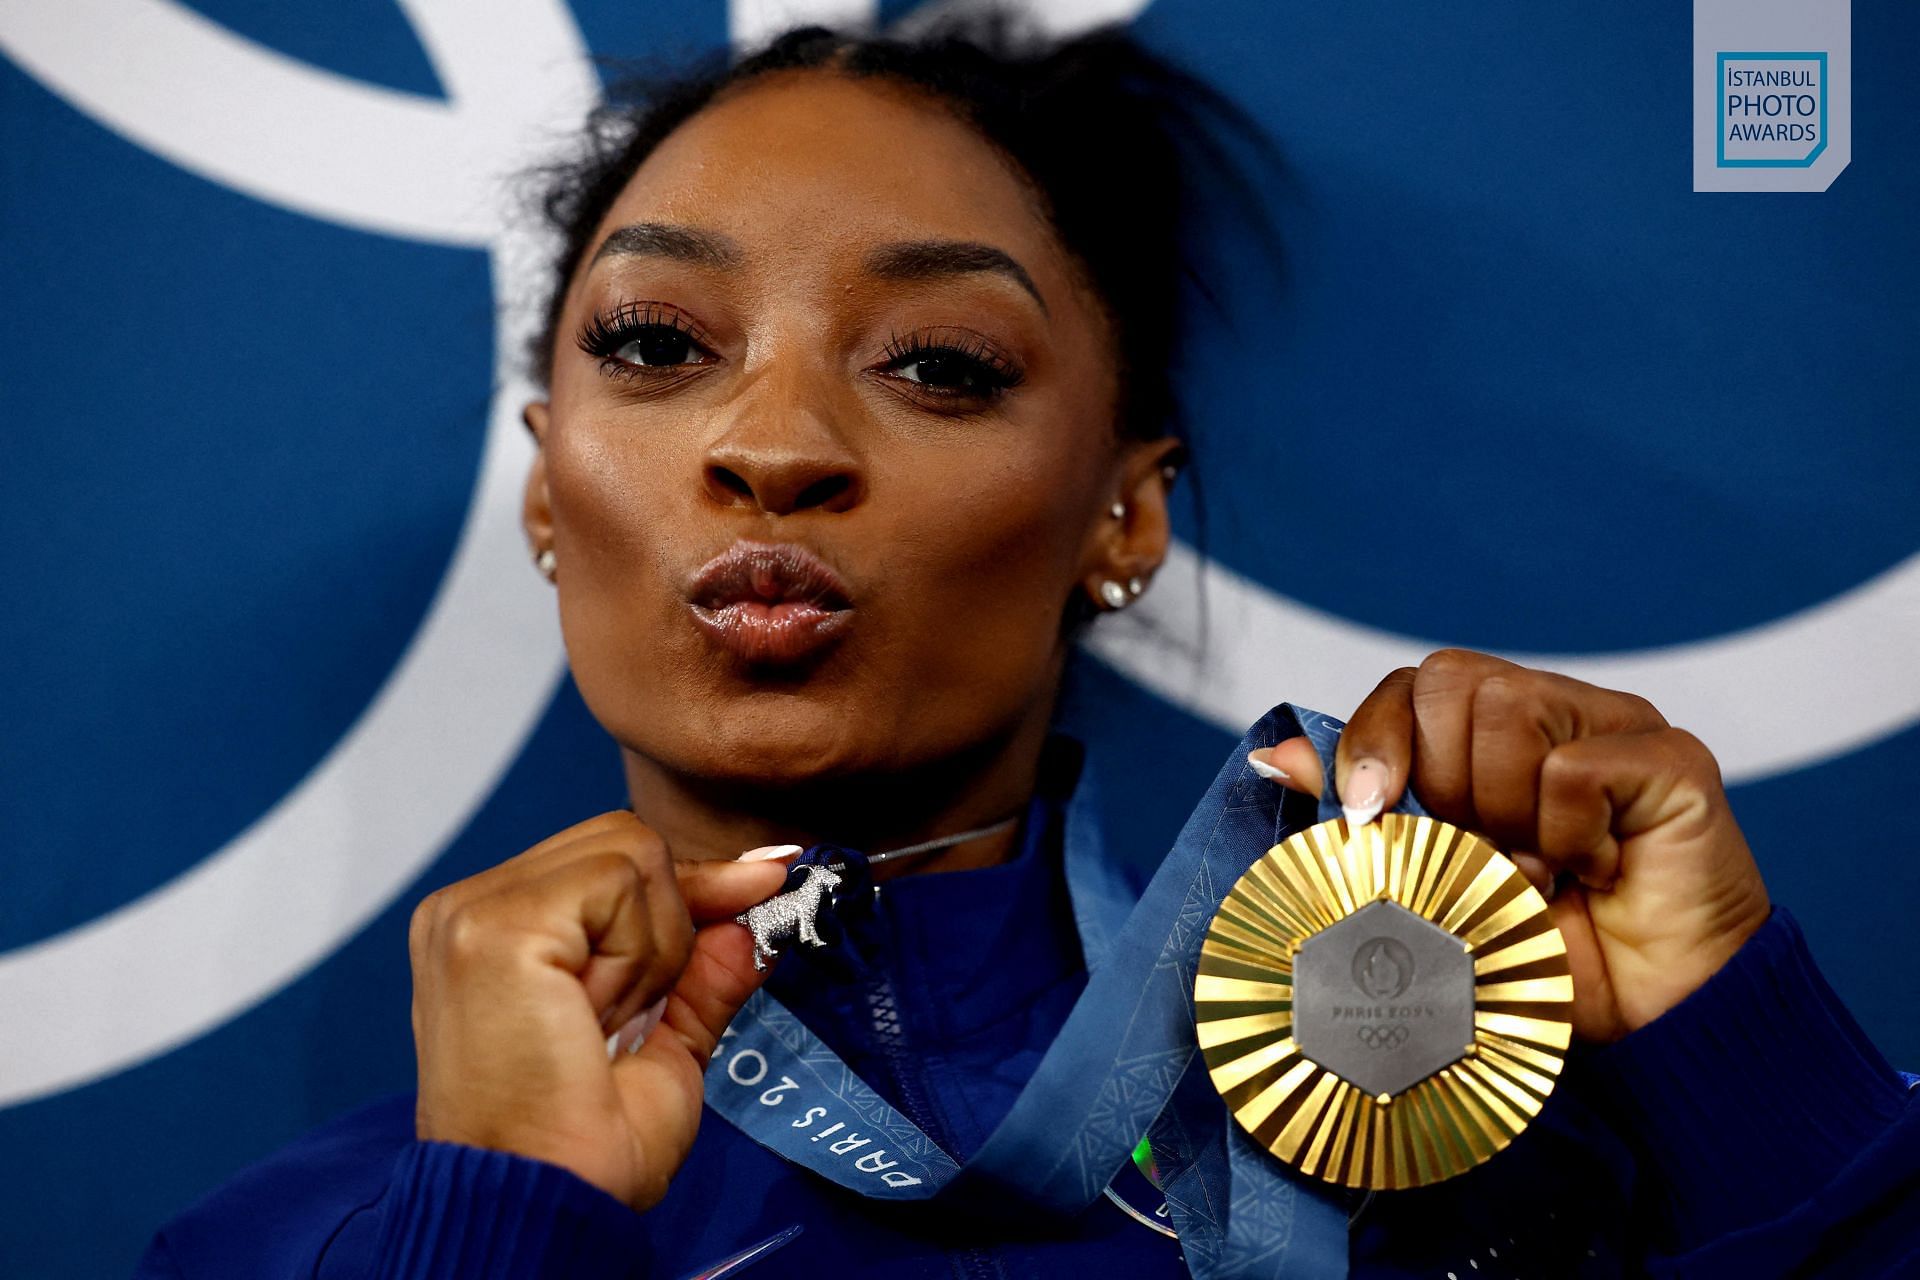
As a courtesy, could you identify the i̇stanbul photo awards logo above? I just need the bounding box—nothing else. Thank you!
[1694,0,1850,191]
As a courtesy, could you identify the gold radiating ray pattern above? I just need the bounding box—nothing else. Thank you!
[1195,814,1573,1190]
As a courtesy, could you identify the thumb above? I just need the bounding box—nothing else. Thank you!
[651,918,774,1072]
[1249,739,1325,800]
[601,919,773,1211]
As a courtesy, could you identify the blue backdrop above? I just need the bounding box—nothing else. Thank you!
[2,2,1914,1275]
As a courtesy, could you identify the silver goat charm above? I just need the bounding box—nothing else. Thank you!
[735,863,844,971]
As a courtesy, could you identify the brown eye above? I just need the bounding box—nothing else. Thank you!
[893,350,1006,394]
[879,328,1024,401]
[613,325,703,368]
[575,302,718,379]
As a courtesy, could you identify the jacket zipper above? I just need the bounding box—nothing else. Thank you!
[861,955,1006,1280]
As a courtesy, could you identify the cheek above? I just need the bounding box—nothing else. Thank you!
[541,416,704,699]
[550,426,661,548]
[870,440,1100,696]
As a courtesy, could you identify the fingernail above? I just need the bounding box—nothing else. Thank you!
[738,843,804,862]
[1510,852,1555,901]
[1246,752,1290,783]
[615,996,669,1057]
[1340,758,1387,828]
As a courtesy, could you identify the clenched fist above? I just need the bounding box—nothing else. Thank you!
[406,811,790,1209]
[1252,648,1773,1043]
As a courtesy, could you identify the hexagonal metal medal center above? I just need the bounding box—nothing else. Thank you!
[1292,900,1475,1099]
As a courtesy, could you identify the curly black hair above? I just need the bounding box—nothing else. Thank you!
[520,5,1284,458]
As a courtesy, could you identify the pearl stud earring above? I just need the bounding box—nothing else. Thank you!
[1099,580,1130,609]
[1109,501,1126,519]
[1127,576,1145,597]
[534,548,556,582]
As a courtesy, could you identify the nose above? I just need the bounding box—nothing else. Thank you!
[702,373,864,516]
[704,443,861,515]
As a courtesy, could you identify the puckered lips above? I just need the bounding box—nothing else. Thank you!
[685,540,856,666]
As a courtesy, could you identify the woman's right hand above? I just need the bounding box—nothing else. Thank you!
[406,811,791,1210]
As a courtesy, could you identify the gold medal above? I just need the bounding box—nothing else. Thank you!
[1195,814,1573,1190]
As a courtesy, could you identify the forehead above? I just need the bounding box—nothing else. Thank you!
[587,70,1076,299]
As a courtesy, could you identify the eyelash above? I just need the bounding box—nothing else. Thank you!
[575,302,713,382]
[879,327,1025,402]
[573,303,1025,404]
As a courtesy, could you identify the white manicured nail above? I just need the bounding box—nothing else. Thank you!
[1246,753,1290,782]
[615,996,669,1057]
[738,843,804,862]
[1511,853,1557,901]
[1341,758,1387,828]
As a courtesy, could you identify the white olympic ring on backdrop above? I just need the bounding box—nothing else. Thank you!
[0,0,1914,1110]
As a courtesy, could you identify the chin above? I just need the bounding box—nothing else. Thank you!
[576,625,1053,797]
[622,681,907,790]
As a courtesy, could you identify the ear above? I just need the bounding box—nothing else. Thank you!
[522,400,554,556]
[1078,436,1184,610]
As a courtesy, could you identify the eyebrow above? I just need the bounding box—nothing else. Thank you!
[588,222,744,271]
[861,239,1049,316]
[587,222,1048,316]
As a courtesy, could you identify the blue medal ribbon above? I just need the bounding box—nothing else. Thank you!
[703,704,1428,1277]
[1148,711,1429,1279]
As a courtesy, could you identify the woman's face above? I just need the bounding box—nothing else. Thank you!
[526,69,1173,793]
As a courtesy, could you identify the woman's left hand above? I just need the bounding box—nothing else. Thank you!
[1252,648,1772,1043]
